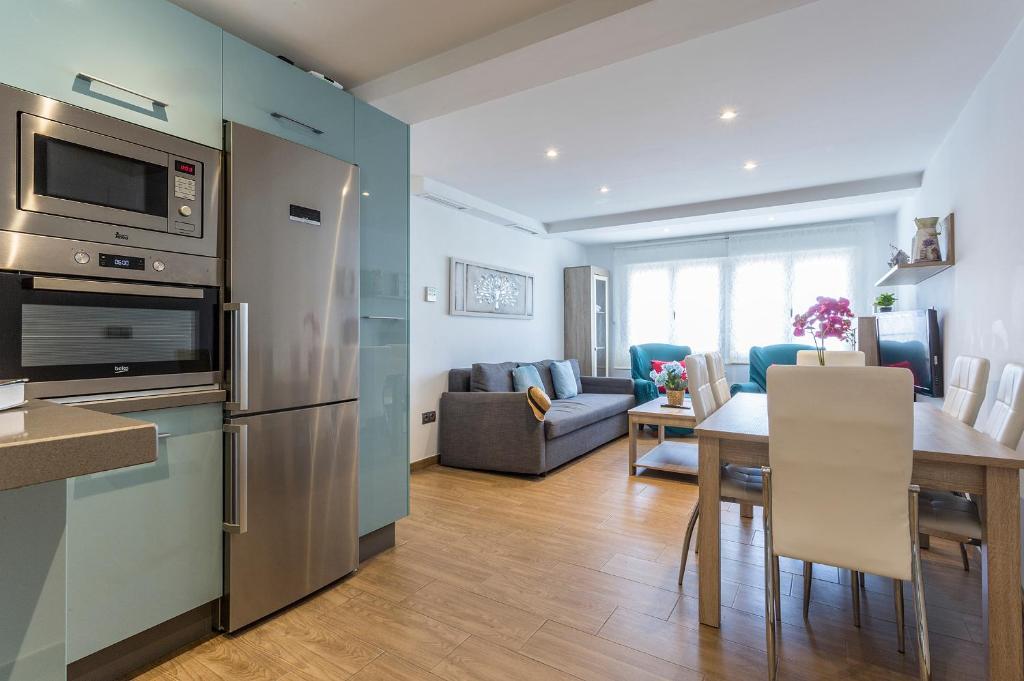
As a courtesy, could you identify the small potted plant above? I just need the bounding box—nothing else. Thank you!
[792,296,856,366]
[874,292,897,313]
[650,361,688,407]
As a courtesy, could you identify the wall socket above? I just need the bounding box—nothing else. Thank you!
[422,410,437,425]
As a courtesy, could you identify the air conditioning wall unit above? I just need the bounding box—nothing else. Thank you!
[411,176,547,236]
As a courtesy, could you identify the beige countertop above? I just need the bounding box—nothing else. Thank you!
[0,400,157,492]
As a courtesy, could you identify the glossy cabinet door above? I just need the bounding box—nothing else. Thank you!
[223,33,355,162]
[355,99,410,536]
[65,404,223,662]
[0,0,223,148]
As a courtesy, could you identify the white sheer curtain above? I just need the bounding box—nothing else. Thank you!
[611,220,892,367]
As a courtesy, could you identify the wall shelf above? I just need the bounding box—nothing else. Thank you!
[875,213,955,287]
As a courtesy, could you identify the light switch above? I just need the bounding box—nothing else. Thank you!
[425,286,439,303]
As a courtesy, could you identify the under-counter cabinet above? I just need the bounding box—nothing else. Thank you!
[223,33,355,161]
[65,404,223,663]
[0,0,223,148]
[355,100,410,538]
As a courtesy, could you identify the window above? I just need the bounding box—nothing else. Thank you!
[616,246,858,366]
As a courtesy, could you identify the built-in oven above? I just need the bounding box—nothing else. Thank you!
[0,82,220,258]
[0,272,218,398]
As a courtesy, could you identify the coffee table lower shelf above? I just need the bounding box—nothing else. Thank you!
[633,441,699,476]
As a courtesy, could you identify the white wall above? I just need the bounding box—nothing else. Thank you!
[409,196,588,462]
[895,18,1024,571]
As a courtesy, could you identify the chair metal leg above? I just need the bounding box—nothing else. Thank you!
[678,504,699,586]
[909,486,932,681]
[772,555,782,622]
[761,467,778,681]
[850,570,861,627]
[959,542,970,571]
[859,571,866,588]
[802,561,812,619]
[894,579,906,654]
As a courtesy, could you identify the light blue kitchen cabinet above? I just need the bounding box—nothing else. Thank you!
[355,99,410,537]
[0,481,67,681]
[223,33,355,162]
[0,0,223,148]
[65,404,223,662]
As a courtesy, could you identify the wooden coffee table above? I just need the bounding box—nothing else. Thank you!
[627,396,698,475]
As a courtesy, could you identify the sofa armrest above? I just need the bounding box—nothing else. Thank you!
[730,381,764,396]
[438,392,546,474]
[633,378,659,404]
[581,376,634,395]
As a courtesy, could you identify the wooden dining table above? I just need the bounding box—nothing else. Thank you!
[694,392,1024,681]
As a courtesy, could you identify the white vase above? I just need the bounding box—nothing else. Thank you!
[912,217,942,262]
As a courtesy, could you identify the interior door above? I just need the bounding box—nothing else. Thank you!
[225,123,359,415]
[224,400,358,632]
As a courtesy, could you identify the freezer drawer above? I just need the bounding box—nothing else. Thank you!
[223,400,358,632]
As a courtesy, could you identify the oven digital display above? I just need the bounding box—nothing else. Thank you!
[174,160,196,176]
[99,253,146,270]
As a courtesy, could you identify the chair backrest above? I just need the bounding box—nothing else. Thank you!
[746,344,815,392]
[795,350,866,367]
[942,355,990,426]
[767,365,914,581]
[629,343,692,381]
[704,351,731,407]
[980,362,1024,448]
[685,354,718,423]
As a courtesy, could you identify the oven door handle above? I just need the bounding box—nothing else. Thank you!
[224,302,249,412]
[29,276,204,299]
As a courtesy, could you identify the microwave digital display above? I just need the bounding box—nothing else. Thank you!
[174,160,196,176]
[99,253,146,270]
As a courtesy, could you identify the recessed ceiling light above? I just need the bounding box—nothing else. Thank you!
[767,216,776,222]
[545,148,559,159]
[663,227,670,233]
[599,185,610,194]
[361,191,370,197]
[743,160,758,171]
[720,109,738,120]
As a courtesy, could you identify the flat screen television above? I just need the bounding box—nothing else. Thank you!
[875,309,943,397]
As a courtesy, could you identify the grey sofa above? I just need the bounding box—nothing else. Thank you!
[439,359,635,475]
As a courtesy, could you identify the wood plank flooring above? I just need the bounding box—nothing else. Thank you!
[133,432,987,681]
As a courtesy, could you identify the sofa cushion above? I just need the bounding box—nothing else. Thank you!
[513,365,544,392]
[544,393,635,439]
[471,362,517,392]
[567,358,584,394]
[550,360,578,399]
[519,360,557,396]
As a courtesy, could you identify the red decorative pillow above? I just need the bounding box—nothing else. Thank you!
[650,360,687,394]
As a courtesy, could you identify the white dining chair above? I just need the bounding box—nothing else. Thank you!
[678,355,775,612]
[763,366,929,681]
[920,362,1024,570]
[704,351,732,408]
[942,355,990,426]
[795,350,866,366]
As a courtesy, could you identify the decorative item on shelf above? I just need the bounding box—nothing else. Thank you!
[650,361,687,407]
[450,258,534,319]
[912,217,942,263]
[874,292,897,313]
[887,242,911,268]
[792,296,856,366]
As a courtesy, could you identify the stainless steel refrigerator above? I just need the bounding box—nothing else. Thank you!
[221,122,360,632]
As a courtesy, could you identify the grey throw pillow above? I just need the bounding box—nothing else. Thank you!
[470,362,517,392]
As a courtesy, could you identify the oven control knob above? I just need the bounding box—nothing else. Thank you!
[152,260,166,272]
[178,205,192,217]
[74,251,90,265]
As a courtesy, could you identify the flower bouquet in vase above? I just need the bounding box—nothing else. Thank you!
[792,296,856,366]
[650,361,688,406]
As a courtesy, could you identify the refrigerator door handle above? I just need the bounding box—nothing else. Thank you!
[223,423,249,534]
[224,302,249,411]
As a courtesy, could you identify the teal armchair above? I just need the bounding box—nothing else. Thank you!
[730,343,815,395]
[629,343,693,436]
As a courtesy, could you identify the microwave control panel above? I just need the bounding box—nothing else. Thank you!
[169,157,202,238]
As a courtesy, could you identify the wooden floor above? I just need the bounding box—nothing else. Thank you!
[133,432,987,681]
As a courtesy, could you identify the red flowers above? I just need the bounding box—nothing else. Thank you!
[792,296,855,365]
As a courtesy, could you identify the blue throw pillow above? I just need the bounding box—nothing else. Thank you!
[550,360,578,399]
[512,365,544,392]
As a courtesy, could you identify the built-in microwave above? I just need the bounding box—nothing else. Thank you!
[0,82,221,259]
[0,272,218,398]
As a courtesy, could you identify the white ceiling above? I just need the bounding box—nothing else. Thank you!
[406,0,1024,236]
[170,0,578,86]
